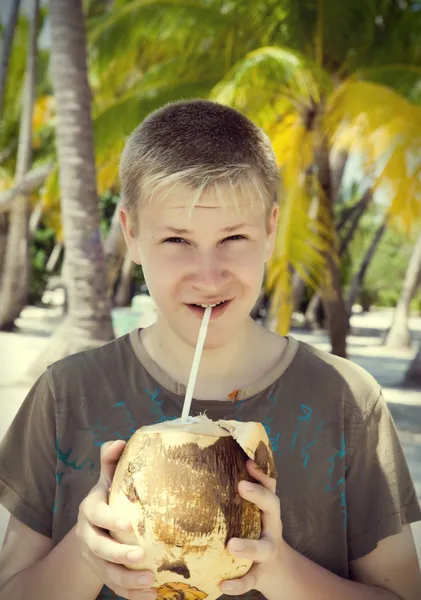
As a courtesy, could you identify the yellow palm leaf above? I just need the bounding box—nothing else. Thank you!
[211,46,328,125]
[266,118,330,334]
[32,95,54,132]
[40,167,63,240]
[325,80,421,232]
[0,170,14,193]
[97,146,124,194]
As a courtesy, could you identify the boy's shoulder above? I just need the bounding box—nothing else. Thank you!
[288,337,381,414]
[45,333,137,394]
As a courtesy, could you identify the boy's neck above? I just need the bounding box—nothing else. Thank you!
[140,318,286,401]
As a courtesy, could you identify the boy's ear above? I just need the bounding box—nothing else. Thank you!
[119,206,142,265]
[265,203,279,262]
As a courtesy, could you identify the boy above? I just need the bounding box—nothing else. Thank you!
[0,99,420,600]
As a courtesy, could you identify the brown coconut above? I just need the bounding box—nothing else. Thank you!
[108,415,276,600]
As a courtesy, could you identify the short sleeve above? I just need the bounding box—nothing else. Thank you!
[0,371,57,538]
[345,392,421,561]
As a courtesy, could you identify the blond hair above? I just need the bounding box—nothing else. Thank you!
[119,99,280,221]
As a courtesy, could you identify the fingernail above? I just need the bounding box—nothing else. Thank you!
[137,573,154,585]
[243,482,254,492]
[230,539,245,552]
[222,582,235,591]
[117,519,131,531]
[127,548,144,561]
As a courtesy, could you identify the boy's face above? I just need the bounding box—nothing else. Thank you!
[120,182,278,349]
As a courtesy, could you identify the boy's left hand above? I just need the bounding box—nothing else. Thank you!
[220,460,284,596]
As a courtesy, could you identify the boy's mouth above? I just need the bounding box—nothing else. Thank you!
[185,299,232,320]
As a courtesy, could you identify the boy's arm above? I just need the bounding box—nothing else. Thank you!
[259,525,420,600]
[0,441,157,600]
[220,461,420,600]
[0,516,102,600]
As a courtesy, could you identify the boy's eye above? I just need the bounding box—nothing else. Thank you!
[163,235,247,245]
[224,235,247,242]
[164,237,188,244]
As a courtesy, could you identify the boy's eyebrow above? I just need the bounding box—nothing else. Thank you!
[162,223,250,235]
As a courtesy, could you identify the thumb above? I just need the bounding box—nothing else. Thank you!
[99,439,127,487]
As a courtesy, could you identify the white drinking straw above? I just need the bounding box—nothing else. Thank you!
[181,306,212,420]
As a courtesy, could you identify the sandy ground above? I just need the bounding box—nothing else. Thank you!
[0,303,420,566]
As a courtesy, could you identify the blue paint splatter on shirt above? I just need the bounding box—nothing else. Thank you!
[56,438,95,471]
[290,404,312,450]
[325,434,348,530]
[146,386,178,423]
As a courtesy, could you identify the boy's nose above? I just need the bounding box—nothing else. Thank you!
[191,253,228,291]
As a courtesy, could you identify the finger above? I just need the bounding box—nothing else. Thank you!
[126,592,157,600]
[81,487,133,532]
[100,440,127,487]
[227,537,276,563]
[238,479,281,532]
[101,559,155,590]
[246,460,277,494]
[85,522,146,566]
[220,569,257,596]
[106,578,157,600]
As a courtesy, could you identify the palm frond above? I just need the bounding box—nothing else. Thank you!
[40,166,62,240]
[94,79,215,187]
[88,0,234,75]
[265,116,330,334]
[325,80,421,231]
[349,65,421,105]
[355,6,421,69]
[0,15,28,142]
[211,46,329,121]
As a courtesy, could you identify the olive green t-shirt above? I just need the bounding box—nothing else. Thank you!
[0,332,420,600]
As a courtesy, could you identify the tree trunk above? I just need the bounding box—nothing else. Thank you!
[0,214,8,278]
[29,199,43,236]
[384,231,421,349]
[330,150,348,204]
[405,343,421,388]
[303,190,372,328]
[346,218,387,314]
[46,241,63,272]
[304,290,325,330]
[0,163,53,213]
[338,190,371,256]
[104,201,126,293]
[316,142,349,357]
[27,0,114,379]
[0,0,39,330]
[0,0,22,118]
[114,251,134,307]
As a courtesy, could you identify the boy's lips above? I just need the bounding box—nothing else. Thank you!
[185,299,233,320]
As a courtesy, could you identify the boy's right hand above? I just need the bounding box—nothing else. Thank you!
[76,440,157,600]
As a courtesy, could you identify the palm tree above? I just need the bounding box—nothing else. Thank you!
[81,0,421,357]
[406,343,421,387]
[0,0,22,118]
[346,216,388,314]
[207,9,421,356]
[28,0,114,378]
[384,231,421,349]
[0,0,39,330]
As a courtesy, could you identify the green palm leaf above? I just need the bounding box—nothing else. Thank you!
[93,80,215,189]
[349,65,421,105]
[211,46,330,123]
[88,0,235,75]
